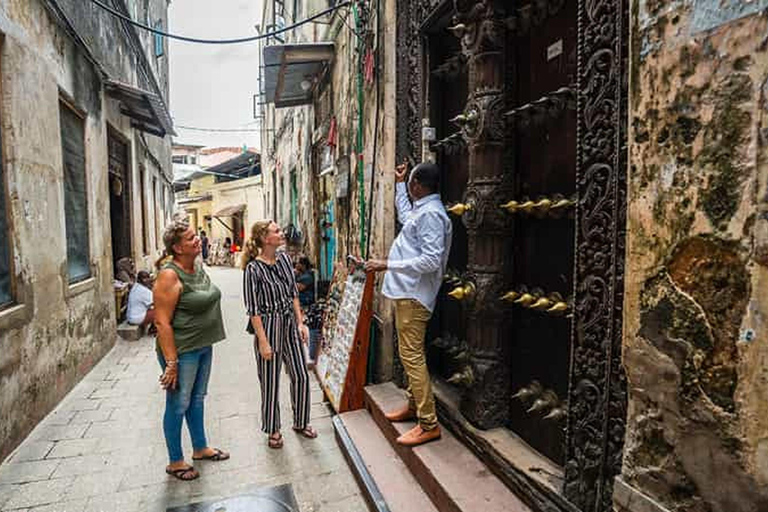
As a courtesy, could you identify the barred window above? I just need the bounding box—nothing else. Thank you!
[60,101,90,283]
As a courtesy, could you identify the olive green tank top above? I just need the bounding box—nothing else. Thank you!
[161,261,226,354]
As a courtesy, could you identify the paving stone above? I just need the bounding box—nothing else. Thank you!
[44,411,76,427]
[31,424,89,442]
[8,442,54,463]
[85,488,144,512]
[0,483,18,509]
[64,400,102,413]
[323,492,372,512]
[64,471,123,500]
[105,444,167,469]
[69,409,114,424]
[0,460,59,485]
[46,439,102,459]
[79,422,131,440]
[1,477,75,509]
[27,498,88,512]
[50,455,112,478]
[87,388,126,400]
[293,466,359,507]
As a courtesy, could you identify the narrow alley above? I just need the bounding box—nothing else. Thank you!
[0,267,365,512]
[4,1,768,512]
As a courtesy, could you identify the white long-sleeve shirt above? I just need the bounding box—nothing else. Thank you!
[382,182,452,312]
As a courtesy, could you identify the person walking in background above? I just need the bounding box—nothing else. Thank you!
[200,230,210,263]
[126,270,155,331]
[294,256,315,308]
[365,162,452,447]
[153,219,230,481]
[242,221,317,449]
[294,256,321,367]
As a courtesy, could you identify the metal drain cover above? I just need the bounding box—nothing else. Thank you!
[167,484,299,512]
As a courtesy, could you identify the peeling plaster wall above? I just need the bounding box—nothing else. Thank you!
[622,2,768,511]
[0,0,115,461]
[0,0,171,461]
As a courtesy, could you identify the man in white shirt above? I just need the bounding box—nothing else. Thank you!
[365,162,452,447]
[126,271,155,328]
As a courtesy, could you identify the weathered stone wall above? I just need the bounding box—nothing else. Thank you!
[622,2,768,511]
[0,0,115,461]
[0,0,172,461]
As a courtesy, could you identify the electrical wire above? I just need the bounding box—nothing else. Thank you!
[364,0,380,260]
[176,125,260,133]
[339,7,363,38]
[88,0,352,45]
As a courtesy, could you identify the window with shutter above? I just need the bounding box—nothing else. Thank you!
[59,102,90,283]
[154,21,164,58]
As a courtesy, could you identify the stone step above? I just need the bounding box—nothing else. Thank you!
[116,322,142,341]
[335,410,439,512]
[364,382,532,512]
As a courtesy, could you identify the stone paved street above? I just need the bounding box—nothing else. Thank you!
[0,267,365,512]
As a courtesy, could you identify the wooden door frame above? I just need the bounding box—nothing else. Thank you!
[395,1,629,511]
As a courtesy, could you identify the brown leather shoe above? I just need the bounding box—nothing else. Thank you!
[384,404,417,422]
[396,425,441,447]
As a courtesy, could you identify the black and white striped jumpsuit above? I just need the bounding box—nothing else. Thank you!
[243,252,311,434]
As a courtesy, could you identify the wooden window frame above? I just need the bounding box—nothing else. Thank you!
[59,95,92,285]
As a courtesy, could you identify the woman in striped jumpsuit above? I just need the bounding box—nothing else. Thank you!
[243,221,317,448]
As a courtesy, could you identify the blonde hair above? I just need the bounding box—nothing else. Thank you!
[155,217,190,270]
[241,220,272,269]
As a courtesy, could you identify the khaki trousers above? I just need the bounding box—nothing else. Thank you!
[394,299,438,431]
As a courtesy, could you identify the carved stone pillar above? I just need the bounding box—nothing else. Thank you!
[451,0,511,429]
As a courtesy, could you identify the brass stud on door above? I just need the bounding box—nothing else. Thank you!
[447,203,473,216]
[448,282,475,301]
[500,291,519,302]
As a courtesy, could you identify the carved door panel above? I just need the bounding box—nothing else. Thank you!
[425,8,471,380]
[505,0,578,465]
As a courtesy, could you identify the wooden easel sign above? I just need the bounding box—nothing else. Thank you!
[315,256,374,413]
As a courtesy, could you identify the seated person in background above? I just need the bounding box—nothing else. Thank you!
[295,257,318,366]
[126,270,155,329]
[295,256,315,308]
[115,257,136,285]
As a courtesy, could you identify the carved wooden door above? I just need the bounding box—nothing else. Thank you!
[424,6,471,381]
[505,0,578,465]
[397,0,629,510]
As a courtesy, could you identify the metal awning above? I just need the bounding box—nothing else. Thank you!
[263,43,334,108]
[214,204,246,217]
[104,79,176,137]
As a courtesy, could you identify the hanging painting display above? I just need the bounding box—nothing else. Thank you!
[315,260,374,412]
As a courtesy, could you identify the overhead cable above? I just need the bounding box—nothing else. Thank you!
[176,125,260,133]
[89,0,352,45]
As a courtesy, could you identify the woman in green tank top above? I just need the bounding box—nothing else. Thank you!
[153,219,229,481]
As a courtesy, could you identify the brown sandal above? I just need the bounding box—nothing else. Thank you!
[293,425,318,439]
[166,465,199,481]
[268,433,283,449]
[192,448,230,461]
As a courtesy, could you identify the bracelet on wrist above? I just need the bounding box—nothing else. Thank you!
[166,359,178,366]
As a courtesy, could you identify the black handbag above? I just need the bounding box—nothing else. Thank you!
[246,318,255,335]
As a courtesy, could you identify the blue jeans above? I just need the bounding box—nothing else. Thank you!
[308,328,320,361]
[158,346,212,463]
